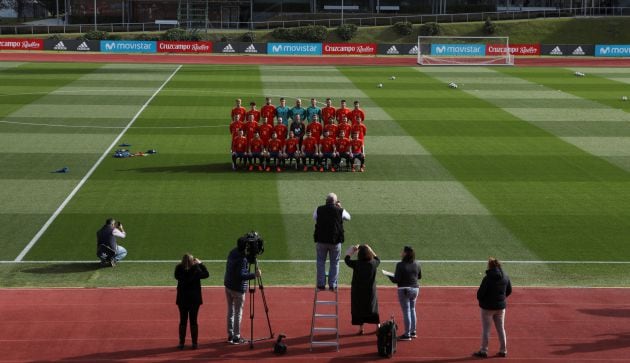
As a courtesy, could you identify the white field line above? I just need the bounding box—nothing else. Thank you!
[13,65,182,262]
[3,259,630,264]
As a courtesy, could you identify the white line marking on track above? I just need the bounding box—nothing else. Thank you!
[13,65,183,262]
[3,260,630,264]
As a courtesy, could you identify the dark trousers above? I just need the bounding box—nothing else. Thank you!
[178,304,200,345]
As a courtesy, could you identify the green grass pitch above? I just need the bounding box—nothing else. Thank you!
[1,61,630,287]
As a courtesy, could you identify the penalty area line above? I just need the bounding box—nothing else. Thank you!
[13,64,183,262]
[3,259,630,264]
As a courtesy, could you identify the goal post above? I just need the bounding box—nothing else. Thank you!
[417,36,514,66]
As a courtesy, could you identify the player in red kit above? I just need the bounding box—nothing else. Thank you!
[350,131,365,172]
[248,132,264,171]
[335,99,351,123]
[274,117,288,140]
[324,118,338,140]
[246,102,261,123]
[334,129,352,171]
[351,116,367,141]
[321,98,336,126]
[319,130,337,172]
[231,129,249,170]
[306,114,323,140]
[283,131,300,170]
[261,97,276,126]
[231,98,246,123]
[301,131,320,172]
[336,115,351,139]
[258,120,273,146]
[350,100,365,125]
[265,132,285,172]
[229,114,244,137]
[243,114,259,141]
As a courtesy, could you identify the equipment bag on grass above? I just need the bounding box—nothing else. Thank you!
[377,317,397,358]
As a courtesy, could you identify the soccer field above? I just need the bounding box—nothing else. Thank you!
[1,62,630,287]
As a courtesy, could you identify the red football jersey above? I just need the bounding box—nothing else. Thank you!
[324,123,338,138]
[232,136,248,153]
[320,136,336,154]
[267,138,284,153]
[231,106,246,122]
[336,122,351,138]
[351,123,367,140]
[306,122,323,140]
[321,106,336,125]
[244,120,259,140]
[350,138,364,154]
[335,107,351,123]
[302,136,318,154]
[249,138,264,153]
[261,104,276,125]
[230,120,244,136]
[336,137,351,153]
[350,108,365,125]
[258,123,273,144]
[246,109,261,123]
[274,124,288,140]
[285,137,299,154]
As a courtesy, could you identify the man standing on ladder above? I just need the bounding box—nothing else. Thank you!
[313,192,351,291]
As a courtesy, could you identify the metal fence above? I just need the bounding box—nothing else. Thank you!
[0,7,627,35]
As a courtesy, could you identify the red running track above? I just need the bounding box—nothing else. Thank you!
[1,286,630,362]
[1,51,630,67]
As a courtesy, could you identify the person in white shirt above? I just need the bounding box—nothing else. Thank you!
[96,218,128,267]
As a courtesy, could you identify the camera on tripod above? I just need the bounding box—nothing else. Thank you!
[238,231,265,264]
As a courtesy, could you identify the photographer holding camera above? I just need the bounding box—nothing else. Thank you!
[313,192,351,291]
[224,234,262,345]
[96,218,127,267]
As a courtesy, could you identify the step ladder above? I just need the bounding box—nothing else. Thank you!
[309,287,340,351]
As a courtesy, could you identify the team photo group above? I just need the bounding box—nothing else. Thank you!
[230,97,368,172]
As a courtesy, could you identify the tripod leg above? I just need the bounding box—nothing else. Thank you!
[257,274,274,338]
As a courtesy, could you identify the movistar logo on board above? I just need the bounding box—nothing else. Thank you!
[267,43,322,55]
[431,44,485,56]
[595,44,630,57]
[53,41,67,50]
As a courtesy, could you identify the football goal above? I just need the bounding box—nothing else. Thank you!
[417,36,514,66]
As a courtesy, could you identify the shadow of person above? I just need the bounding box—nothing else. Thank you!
[22,263,101,274]
[120,163,229,174]
[552,331,630,355]
[578,308,630,318]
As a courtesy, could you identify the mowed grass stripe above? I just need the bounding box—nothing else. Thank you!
[415,66,630,261]
[26,64,289,261]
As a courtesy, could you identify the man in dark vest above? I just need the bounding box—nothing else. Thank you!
[313,193,351,291]
[96,218,128,267]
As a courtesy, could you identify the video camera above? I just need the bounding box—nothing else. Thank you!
[238,231,265,263]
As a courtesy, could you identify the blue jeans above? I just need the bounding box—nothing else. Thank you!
[316,243,341,288]
[397,287,419,335]
[225,288,246,338]
[114,245,127,262]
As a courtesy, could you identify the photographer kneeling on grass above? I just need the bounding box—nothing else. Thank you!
[96,218,127,267]
[224,234,262,345]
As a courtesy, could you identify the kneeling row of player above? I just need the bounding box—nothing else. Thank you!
[231,129,365,172]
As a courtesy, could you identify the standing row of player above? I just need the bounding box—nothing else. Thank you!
[230,97,368,172]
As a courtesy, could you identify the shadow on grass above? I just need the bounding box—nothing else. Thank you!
[22,263,101,274]
[120,163,230,174]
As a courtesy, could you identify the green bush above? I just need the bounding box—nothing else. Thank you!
[220,35,233,42]
[83,30,109,40]
[336,23,358,41]
[160,28,202,41]
[419,22,442,36]
[47,34,62,41]
[135,33,156,41]
[483,18,496,35]
[241,31,256,43]
[271,25,327,42]
[392,22,413,36]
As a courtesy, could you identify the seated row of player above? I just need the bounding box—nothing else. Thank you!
[231,129,366,172]
[231,97,366,127]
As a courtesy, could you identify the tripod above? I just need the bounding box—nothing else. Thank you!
[247,259,274,349]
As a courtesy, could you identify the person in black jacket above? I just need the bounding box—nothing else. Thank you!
[386,245,422,341]
[224,238,261,345]
[345,244,380,335]
[473,257,512,359]
[174,253,209,350]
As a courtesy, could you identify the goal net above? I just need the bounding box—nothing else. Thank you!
[417,36,514,66]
